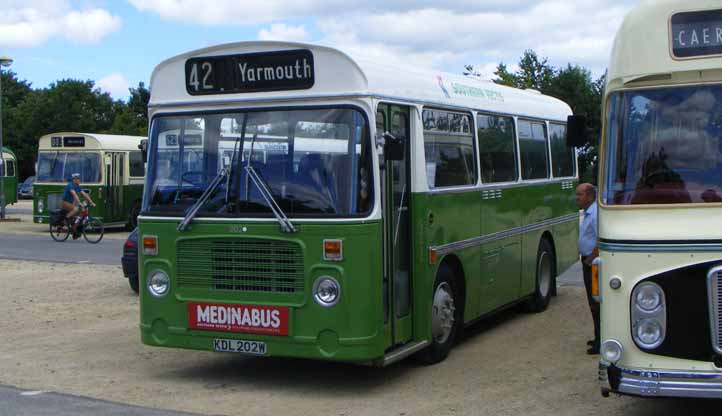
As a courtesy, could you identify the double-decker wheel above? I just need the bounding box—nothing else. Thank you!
[82,218,104,244]
[49,220,70,242]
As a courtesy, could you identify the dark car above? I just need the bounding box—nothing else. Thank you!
[121,228,139,294]
[17,176,35,199]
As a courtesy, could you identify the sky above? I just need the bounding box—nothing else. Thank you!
[0,0,641,101]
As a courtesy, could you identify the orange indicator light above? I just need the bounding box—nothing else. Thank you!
[143,236,158,256]
[323,239,343,261]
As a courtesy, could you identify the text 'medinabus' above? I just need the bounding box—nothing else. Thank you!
[185,49,315,95]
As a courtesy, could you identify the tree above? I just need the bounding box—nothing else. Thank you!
[110,82,150,136]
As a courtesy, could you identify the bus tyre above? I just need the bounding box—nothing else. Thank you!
[524,239,555,313]
[129,201,141,230]
[418,264,460,364]
[129,275,139,294]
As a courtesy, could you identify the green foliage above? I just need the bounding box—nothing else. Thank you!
[489,51,604,184]
[0,73,149,179]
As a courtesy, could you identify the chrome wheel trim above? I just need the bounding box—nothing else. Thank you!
[537,251,552,298]
[431,282,455,344]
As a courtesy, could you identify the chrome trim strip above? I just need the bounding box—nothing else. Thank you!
[430,212,578,256]
[610,365,722,398]
[708,265,722,355]
[600,242,722,252]
[380,340,429,367]
[136,215,380,224]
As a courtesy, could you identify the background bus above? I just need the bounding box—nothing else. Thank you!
[139,41,580,365]
[33,133,146,229]
[598,0,722,398]
[1,146,18,207]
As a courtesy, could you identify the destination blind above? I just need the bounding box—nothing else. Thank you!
[671,9,722,58]
[185,49,314,95]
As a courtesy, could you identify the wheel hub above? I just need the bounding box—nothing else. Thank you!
[432,282,455,344]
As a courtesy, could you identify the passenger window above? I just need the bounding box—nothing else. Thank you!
[518,119,549,180]
[477,114,517,183]
[423,109,476,188]
[549,123,575,177]
[130,151,145,177]
[6,160,15,177]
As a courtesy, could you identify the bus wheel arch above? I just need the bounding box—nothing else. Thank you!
[417,255,465,364]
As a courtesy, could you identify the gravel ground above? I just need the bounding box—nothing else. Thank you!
[0,259,719,416]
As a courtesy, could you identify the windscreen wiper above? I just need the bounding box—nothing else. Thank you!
[245,166,297,233]
[177,168,229,231]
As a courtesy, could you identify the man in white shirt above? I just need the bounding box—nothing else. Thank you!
[576,183,599,354]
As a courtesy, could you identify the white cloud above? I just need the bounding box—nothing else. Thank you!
[130,0,639,78]
[258,24,310,42]
[97,73,131,100]
[0,1,121,48]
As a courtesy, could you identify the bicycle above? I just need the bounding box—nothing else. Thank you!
[49,203,104,244]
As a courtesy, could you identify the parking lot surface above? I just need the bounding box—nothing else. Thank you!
[1,258,721,415]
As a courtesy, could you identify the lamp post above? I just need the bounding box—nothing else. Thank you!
[0,56,12,220]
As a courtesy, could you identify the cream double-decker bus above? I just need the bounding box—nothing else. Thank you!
[598,0,722,398]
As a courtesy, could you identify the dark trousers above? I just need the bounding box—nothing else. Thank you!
[582,259,600,347]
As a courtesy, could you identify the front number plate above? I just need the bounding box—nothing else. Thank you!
[213,338,267,355]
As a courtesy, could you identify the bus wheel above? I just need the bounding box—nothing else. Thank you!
[524,239,555,313]
[418,264,460,364]
[128,201,141,230]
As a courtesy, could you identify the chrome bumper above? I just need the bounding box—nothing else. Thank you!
[600,362,722,398]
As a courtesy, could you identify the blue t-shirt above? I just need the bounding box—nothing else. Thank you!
[62,182,82,203]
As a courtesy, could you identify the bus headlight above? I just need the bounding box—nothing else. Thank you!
[147,270,171,297]
[631,281,666,350]
[601,339,623,364]
[313,276,340,307]
[635,319,664,348]
[635,283,662,312]
[38,200,44,213]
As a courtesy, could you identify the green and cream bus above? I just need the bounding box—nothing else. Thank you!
[34,133,146,229]
[138,41,580,365]
[1,146,18,207]
[598,0,722,398]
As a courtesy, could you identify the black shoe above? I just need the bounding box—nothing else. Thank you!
[72,232,80,240]
[587,346,600,355]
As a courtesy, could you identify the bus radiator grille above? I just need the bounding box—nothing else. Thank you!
[176,238,304,294]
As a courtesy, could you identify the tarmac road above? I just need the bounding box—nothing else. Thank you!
[0,233,123,265]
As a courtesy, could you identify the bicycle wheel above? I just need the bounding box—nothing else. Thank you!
[49,219,70,242]
[82,217,104,244]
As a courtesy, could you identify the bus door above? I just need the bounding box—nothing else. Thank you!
[377,103,413,347]
[105,152,124,222]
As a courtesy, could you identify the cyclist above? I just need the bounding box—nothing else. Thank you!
[60,173,96,237]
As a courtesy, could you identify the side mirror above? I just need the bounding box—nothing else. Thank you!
[383,132,405,161]
[566,115,588,148]
[139,139,148,162]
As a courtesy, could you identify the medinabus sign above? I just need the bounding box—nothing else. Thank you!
[188,302,289,336]
[185,49,315,95]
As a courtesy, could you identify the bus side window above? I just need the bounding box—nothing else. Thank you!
[130,151,145,177]
[423,109,476,188]
[518,119,549,180]
[550,123,575,177]
[477,113,518,183]
[6,160,15,177]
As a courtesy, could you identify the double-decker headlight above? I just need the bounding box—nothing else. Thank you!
[147,270,171,298]
[631,282,666,349]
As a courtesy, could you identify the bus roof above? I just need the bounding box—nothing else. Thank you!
[150,41,572,122]
[1,146,15,160]
[608,0,722,90]
[38,133,145,151]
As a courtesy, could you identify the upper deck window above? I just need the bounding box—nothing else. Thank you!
[604,85,722,205]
